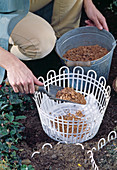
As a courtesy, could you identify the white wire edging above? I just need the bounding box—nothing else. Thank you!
[31,143,53,158]
[87,130,117,170]
[31,142,84,158]
[31,131,116,169]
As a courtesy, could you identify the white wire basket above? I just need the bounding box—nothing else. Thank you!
[34,66,111,143]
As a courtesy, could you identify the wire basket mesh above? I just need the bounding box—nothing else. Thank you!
[34,66,111,143]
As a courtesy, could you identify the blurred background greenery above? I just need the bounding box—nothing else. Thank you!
[93,0,117,14]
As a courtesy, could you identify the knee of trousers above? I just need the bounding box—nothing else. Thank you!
[10,31,56,60]
[10,12,57,60]
[11,12,56,59]
[20,33,56,60]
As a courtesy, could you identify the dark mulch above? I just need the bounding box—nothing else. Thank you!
[94,139,117,170]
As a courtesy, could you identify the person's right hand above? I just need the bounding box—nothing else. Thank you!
[7,60,43,94]
[84,0,109,31]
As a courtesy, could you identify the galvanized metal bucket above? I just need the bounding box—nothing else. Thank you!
[56,26,116,80]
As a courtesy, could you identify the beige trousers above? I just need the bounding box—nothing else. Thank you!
[10,0,83,60]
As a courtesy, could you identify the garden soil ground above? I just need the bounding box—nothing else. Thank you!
[17,5,117,170]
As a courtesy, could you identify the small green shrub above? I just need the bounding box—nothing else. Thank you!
[0,84,35,169]
[108,0,117,14]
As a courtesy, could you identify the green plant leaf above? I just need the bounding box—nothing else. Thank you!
[5,113,14,122]
[0,129,9,138]
[0,104,8,110]
[10,129,16,136]
[12,121,22,126]
[10,145,18,151]
[7,105,13,110]
[20,164,34,170]
[10,99,23,105]
[113,0,117,6]
[11,151,16,157]
[15,116,26,120]
[28,165,35,170]
[0,142,3,148]
[16,133,22,140]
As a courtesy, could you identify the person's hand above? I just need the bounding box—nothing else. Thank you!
[84,0,109,31]
[0,47,43,94]
[7,60,43,94]
[85,19,96,27]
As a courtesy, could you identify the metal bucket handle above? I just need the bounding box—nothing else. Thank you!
[65,60,91,67]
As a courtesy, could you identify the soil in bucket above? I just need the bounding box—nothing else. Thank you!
[63,44,109,61]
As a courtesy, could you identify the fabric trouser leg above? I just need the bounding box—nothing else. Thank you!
[51,0,83,37]
[10,11,56,60]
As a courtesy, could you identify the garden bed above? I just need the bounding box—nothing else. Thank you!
[16,4,117,169]
[16,70,117,170]
[0,2,117,170]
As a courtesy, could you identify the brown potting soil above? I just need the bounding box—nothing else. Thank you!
[52,111,88,139]
[63,45,109,61]
[56,87,86,104]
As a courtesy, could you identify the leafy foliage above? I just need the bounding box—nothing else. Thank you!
[108,0,117,15]
[0,83,35,169]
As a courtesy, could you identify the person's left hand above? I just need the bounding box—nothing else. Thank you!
[84,1,109,31]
